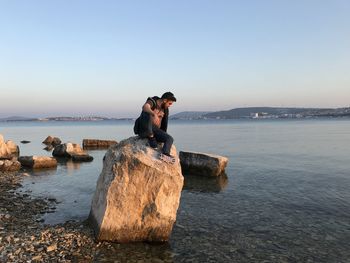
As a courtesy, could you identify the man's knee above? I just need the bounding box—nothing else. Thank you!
[167,134,174,144]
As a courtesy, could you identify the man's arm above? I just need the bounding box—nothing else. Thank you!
[160,108,169,132]
[142,102,155,116]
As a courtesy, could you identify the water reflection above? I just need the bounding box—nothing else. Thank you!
[43,145,54,151]
[65,160,81,171]
[94,242,174,262]
[21,168,57,177]
[183,173,228,193]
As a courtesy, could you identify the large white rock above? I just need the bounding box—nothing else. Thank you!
[89,136,184,242]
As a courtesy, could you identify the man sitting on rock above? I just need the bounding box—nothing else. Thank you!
[134,92,177,163]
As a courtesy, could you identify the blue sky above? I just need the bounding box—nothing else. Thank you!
[0,0,349,117]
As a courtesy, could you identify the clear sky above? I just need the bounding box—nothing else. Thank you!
[1,0,349,118]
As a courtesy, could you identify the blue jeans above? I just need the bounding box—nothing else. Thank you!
[134,111,174,155]
[152,126,174,155]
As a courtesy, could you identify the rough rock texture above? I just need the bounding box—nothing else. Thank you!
[82,139,117,149]
[0,134,20,159]
[179,151,228,177]
[53,143,93,162]
[42,136,61,146]
[0,159,21,172]
[89,136,184,243]
[18,156,58,169]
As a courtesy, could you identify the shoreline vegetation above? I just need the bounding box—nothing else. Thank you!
[1,107,350,122]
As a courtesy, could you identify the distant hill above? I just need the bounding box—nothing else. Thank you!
[0,116,38,122]
[203,107,318,119]
[1,107,349,122]
[170,111,212,120]
[203,107,350,119]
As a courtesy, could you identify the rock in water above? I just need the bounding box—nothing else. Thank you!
[53,143,93,162]
[89,136,184,242]
[179,151,228,176]
[18,156,57,169]
[82,139,117,149]
[42,135,61,146]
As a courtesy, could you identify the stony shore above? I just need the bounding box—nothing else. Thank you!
[0,172,169,263]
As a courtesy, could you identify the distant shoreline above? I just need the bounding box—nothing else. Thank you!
[1,107,349,122]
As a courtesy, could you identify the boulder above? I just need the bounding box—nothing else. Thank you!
[18,156,57,169]
[0,135,19,159]
[53,143,93,162]
[42,136,61,146]
[0,159,21,172]
[179,151,228,177]
[6,141,20,156]
[82,139,117,149]
[89,136,183,242]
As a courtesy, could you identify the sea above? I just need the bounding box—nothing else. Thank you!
[1,119,350,262]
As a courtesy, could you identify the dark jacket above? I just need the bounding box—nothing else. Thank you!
[133,96,169,136]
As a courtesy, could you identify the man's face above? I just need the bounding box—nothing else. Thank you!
[163,99,174,109]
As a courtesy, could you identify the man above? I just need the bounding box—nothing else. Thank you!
[134,92,177,163]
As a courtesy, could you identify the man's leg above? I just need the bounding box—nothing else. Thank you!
[153,127,174,156]
[138,112,157,148]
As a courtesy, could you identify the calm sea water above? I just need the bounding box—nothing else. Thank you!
[1,119,350,262]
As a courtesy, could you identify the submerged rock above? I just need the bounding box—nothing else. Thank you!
[18,156,57,169]
[89,136,183,242]
[53,143,93,162]
[82,139,117,149]
[179,151,228,177]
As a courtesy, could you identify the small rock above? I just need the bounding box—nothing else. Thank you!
[32,255,42,261]
[46,244,57,252]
